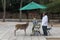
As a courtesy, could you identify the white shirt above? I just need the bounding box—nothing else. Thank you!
[42,15,48,26]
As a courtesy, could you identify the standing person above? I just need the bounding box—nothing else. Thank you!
[32,17,38,33]
[33,18,37,25]
[42,12,48,36]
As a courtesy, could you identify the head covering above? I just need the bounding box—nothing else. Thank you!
[33,18,36,20]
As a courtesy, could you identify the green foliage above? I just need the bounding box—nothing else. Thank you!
[0,0,3,11]
[0,0,60,13]
[46,0,60,13]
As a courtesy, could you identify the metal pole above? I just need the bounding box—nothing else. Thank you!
[3,0,6,22]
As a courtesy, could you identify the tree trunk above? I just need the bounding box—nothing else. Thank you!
[19,0,22,22]
[2,0,6,22]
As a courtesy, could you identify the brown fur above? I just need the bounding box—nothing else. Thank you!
[14,22,29,36]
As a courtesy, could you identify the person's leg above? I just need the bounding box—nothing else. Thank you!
[32,25,34,31]
[32,24,35,34]
[42,26,47,36]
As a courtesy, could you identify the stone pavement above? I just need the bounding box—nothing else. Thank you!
[0,22,60,40]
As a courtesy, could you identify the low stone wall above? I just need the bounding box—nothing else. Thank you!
[0,19,60,22]
[47,38,60,40]
[46,36,60,40]
[0,19,41,22]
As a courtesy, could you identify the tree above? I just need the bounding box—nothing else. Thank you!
[19,0,23,21]
[46,0,60,13]
[0,0,3,11]
[1,0,6,22]
[46,0,60,22]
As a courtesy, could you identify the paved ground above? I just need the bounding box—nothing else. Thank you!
[0,22,60,40]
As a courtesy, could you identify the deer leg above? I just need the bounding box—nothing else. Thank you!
[14,29,16,36]
[14,28,18,36]
[24,29,26,36]
[14,27,16,36]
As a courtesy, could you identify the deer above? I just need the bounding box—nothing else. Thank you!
[14,22,29,36]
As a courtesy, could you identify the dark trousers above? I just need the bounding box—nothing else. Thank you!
[42,26,47,36]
